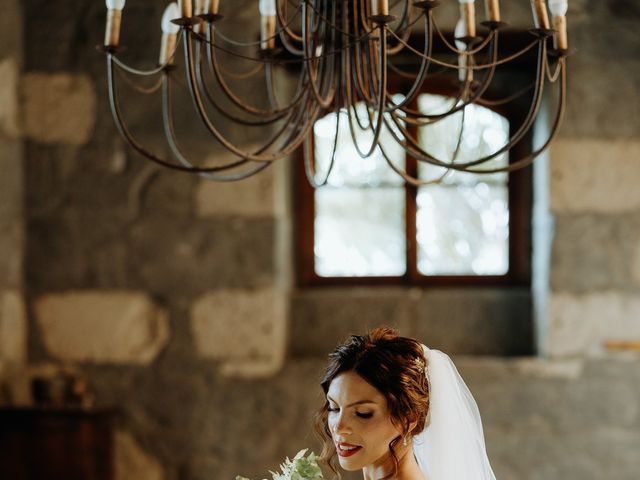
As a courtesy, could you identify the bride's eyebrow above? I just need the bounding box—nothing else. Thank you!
[326,396,377,408]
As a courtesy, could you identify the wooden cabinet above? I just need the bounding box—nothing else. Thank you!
[0,408,114,480]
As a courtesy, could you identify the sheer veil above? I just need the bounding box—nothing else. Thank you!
[412,345,497,480]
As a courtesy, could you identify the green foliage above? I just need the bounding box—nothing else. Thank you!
[235,449,323,480]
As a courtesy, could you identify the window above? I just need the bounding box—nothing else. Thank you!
[295,37,534,288]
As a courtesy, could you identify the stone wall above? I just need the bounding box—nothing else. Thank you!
[0,0,28,405]
[0,1,638,480]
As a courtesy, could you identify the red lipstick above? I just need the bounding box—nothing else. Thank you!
[336,442,362,457]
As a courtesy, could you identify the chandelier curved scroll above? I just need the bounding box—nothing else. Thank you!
[101,0,571,185]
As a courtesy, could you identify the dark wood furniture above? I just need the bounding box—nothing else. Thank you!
[0,407,114,480]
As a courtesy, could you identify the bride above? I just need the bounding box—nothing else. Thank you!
[314,327,497,480]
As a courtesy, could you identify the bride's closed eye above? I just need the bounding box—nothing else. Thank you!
[328,407,374,419]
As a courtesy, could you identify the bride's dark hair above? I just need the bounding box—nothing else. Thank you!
[313,327,430,480]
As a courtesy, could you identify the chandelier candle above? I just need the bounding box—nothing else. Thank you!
[209,0,220,15]
[377,0,390,16]
[260,0,277,51]
[549,0,569,50]
[178,0,192,18]
[459,0,476,38]
[194,0,207,33]
[104,0,125,47]
[531,0,551,30]
[160,2,180,65]
[484,0,500,23]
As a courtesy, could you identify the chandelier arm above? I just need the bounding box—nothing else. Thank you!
[161,74,274,181]
[303,105,340,188]
[350,22,382,130]
[351,25,389,159]
[386,41,548,170]
[111,48,179,77]
[343,55,383,157]
[378,141,453,186]
[464,59,566,174]
[385,12,433,113]
[266,62,280,110]
[349,15,375,105]
[342,27,375,133]
[387,27,541,71]
[475,81,536,107]
[391,31,499,121]
[184,32,313,162]
[115,65,164,94]
[194,46,292,126]
[385,6,417,56]
[107,55,248,174]
[205,27,308,116]
[545,56,563,82]
[276,0,303,44]
[302,0,339,110]
[302,0,364,40]
[211,3,303,49]
[216,60,265,80]
[433,20,495,57]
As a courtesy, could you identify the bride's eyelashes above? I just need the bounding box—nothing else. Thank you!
[328,407,374,419]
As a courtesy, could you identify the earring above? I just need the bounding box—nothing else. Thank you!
[403,437,408,447]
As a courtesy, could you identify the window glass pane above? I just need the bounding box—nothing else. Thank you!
[416,94,509,185]
[416,94,510,275]
[313,97,406,188]
[315,187,406,277]
[416,185,509,275]
[313,99,407,277]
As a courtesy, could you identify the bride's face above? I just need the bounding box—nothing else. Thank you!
[326,371,402,472]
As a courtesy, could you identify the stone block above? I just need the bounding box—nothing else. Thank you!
[551,140,640,213]
[0,1,22,61]
[290,288,414,358]
[191,288,286,378]
[35,291,169,364]
[633,239,640,286]
[115,430,165,480]
[195,164,274,217]
[0,58,19,137]
[561,57,640,138]
[0,290,27,364]
[290,287,533,357]
[0,133,23,288]
[551,213,640,292]
[548,292,640,357]
[21,72,96,145]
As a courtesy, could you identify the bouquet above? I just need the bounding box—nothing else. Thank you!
[236,449,324,480]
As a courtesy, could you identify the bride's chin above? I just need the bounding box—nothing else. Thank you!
[338,461,361,472]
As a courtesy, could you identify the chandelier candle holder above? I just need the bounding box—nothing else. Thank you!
[100,0,571,185]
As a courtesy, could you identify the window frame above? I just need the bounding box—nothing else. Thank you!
[294,31,535,288]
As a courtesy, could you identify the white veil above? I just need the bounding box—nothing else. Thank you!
[412,345,497,480]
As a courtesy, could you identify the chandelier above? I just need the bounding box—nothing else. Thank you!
[101,0,570,185]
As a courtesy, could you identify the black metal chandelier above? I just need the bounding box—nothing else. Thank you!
[101,0,570,184]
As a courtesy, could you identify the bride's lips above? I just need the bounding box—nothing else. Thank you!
[336,442,362,458]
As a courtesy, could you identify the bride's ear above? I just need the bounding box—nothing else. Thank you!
[407,416,419,436]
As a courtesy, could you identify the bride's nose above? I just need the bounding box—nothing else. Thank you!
[332,413,353,436]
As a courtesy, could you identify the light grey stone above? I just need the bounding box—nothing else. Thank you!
[550,139,640,213]
[548,292,640,357]
[0,57,20,137]
[115,430,165,480]
[0,290,26,364]
[191,288,286,378]
[21,72,96,145]
[550,213,640,292]
[290,287,533,357]
[195,155,275,217]
[35,291,170,364]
